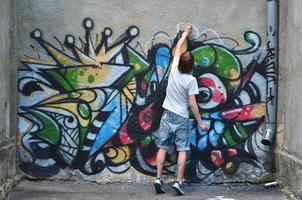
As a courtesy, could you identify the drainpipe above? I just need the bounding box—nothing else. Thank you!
[261,0,279,146]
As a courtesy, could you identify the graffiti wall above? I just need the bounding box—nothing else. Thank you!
[17,19,272,183]
[16,0,271,183]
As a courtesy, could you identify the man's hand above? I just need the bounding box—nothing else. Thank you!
[199,123,209,131]
[184,24,192,34]
[181,24,192,38]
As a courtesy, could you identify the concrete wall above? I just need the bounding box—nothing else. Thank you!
[16,0,273,184]
[0,0,18,199]
[277,0,302,199]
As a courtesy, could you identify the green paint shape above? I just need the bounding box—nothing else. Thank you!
[213,47,240,80]
[125,47,149,83]
[79,103,90,118]
[235,123,249,139]
[192,45,241,80]
[30,110,60,144]
[88,75,95,83]
[143,70,153,82]
[79,127,88,149]
[47,70,73,91]
[69,92,77,98]
[224,128,237,146]
[58,68,99,89]
[141,136,151,147]
[192,46,216,67]
[59,69,80,89]
[66,70,79,84]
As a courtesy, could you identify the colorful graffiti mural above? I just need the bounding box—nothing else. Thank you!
[18,18,267,182]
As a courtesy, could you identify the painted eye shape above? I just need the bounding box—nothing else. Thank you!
[197,73,227,109]
[139,105,154,131]
[143,113,152,122]
[197,87,212,103]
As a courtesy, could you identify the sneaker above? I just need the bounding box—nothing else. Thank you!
[154,178,166,194]
[172,181,184,196]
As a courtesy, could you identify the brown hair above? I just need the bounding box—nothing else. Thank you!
[178,51,194,74]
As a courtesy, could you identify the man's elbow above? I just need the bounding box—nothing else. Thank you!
[188,100,195,108]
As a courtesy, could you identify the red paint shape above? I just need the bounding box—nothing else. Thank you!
[141,80,147,91]
[211,150,225,167]
[145,154,157,166]
[198,77,216,87]
[227,149,237,157]
[119,124,134,145]
[139,104,154,131]
[212,90,224,103]
[103,140,113,148]
[221,104,264,121]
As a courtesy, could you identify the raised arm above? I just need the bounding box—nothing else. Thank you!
[189,95,208,131]
[174,24,192,57]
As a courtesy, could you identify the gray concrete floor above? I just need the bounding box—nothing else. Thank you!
[7,180,288,200]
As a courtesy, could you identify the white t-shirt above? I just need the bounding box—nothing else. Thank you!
[162,56,199,118]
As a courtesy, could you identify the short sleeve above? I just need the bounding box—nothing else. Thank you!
[171,56,180,74]
[188,78,199,95]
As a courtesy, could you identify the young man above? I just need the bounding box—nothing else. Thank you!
[154,24,208,196]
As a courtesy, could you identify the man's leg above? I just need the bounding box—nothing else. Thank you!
[171,150,186,196]
[154,111,171,194]
[154,148,167,194]
[156,148,167,178]
[177,151,186,184]
[172,118,190,196]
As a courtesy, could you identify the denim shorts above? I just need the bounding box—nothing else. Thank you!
[156,110,190,151]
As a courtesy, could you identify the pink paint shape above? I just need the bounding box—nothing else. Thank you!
[220,103,265,121]
[211,150,225,167]
[119,124,134,145]
[103,140,113,148]
[227,149,237,157]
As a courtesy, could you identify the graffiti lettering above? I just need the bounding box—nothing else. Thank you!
[265,25,277,122]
